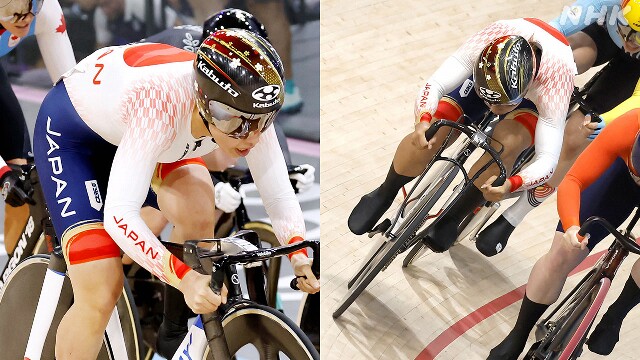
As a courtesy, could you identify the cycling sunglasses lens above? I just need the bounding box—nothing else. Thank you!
[208,100,273,138]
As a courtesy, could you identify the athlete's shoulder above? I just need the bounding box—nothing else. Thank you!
[34,0,67,34]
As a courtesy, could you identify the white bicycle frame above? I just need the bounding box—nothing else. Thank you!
[389,135,474,236]
[171,316,209,360]
[23,264,130,360]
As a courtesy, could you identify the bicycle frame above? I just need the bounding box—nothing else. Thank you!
[529,212,640,360]
[388,117,507,242]
[177,234,319,359]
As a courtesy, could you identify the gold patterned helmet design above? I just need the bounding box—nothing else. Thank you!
[473,35,536,106]
[194,29,284,138]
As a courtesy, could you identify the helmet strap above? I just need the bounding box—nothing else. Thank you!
[199,111,214,137]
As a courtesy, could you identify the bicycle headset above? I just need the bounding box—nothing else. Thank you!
[202,8,269,42]
[473,35,537,106]
[0,0,44,23]
[194,29,284,139]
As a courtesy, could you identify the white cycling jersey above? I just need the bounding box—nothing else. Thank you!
[414,18,577,191]
[61,43,304,286]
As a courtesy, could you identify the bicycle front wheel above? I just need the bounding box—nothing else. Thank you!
[0,255,144,360]
[203,303,319,360]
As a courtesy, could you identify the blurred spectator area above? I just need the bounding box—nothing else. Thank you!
[3,0,319,141]
[4,0,318,79]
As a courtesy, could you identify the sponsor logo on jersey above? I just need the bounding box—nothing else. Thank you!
[85,180,103,211]
[459,79,474,98]
[197,61,239,98]
[252,85,281,101]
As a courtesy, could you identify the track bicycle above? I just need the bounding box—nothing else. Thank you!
[523,210,640,360]
[167,230,320,359]
[128,165,319,355]
[0,163,144,359]
[332,116,509,318]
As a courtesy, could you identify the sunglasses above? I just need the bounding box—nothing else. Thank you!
[616,20,640,46]
[203,100,277,139]
[0,0,43,23]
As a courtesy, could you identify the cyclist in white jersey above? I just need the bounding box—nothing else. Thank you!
[0,0,75,251]
[348,18,576,254]
[32,29,319,358]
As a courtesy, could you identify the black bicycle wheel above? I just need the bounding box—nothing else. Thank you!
[203,303,319,360]
[333,164,458,318]
[0,255,144,359]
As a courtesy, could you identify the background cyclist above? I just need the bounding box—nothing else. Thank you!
[32,29,319,359]
[0,0,75,253]
[477,0,640,256]
[487,104,640,358]
[348,18,575,254]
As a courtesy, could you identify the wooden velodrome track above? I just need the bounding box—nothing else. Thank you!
[320,0,640,359]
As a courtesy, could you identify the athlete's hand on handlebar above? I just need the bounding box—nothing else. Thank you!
[583,114,605,141]
[291,253,320,294]
[178,270,228,314]
[214,181,243,213]
[480,175,511,202]
[563,225,590,251]
[411,115,438,150]
[0,166,34,207]
[289,164,315,194]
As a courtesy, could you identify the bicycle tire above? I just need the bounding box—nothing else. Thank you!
[202,303,319,360]
[333,163,457,318]
[0,255,144,359]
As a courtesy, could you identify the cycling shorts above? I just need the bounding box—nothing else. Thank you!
[34,81,205,262]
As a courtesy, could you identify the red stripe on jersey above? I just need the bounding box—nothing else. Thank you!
[434,97,464,123]
[66,228,121,265]
[123,43,196,67]
[508,175,524,192]
[511,110,538,145]
[524,18,569,46]
[287,236,308,260]
[170,254,191,280]
[156,157,206,182]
